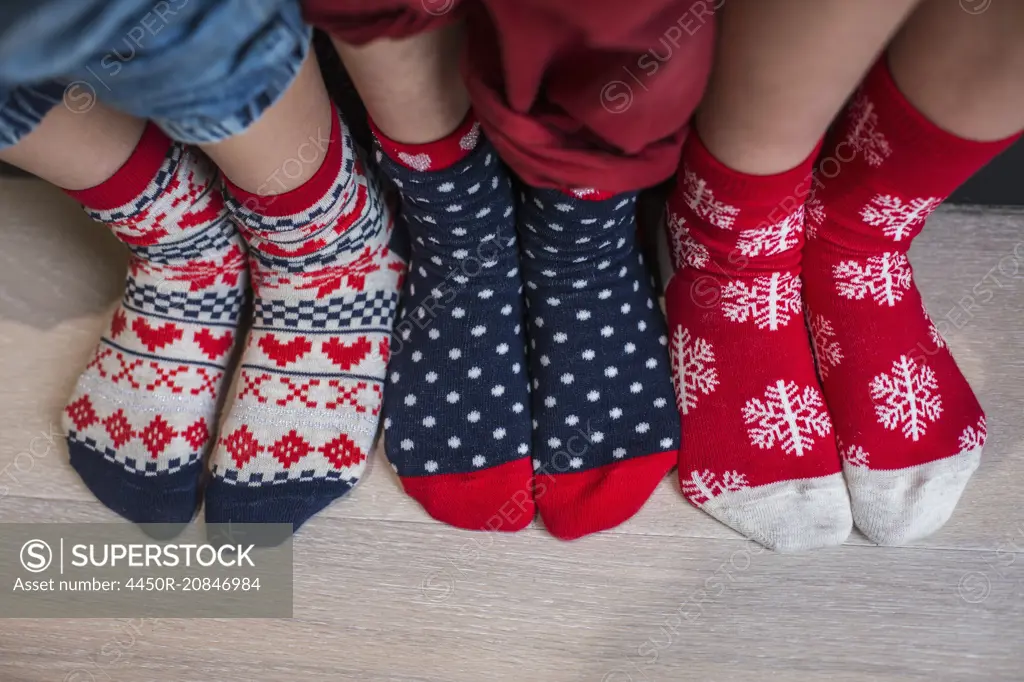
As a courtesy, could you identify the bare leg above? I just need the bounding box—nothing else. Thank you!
[331,24,469,143]
[0,102,144,190]
[697,0,922,174]
[199,48,334,194]
[889,0,1024,141]
[1,46,335,197]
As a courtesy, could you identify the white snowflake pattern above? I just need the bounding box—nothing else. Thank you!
[805,194,825,240]
[923,300,946,350]
[681,469,749,506]
[666,210,709,270]
[860,194,942,242]
[958,416,987,452]
[736,207,805,257]
[669,326,719,415]
[832,252,912,307]
[844,92,892,168]
[681,169,740,229]
[839,441,870,468]
[721,271,802,331]
[807,311,843,379]
[869,355,943,442]
[742,380,833,457]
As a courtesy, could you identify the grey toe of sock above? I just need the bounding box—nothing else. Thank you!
[844,448,982,545]
[703,473,853,552]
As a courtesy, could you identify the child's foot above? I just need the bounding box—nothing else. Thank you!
[375,115,534,532]
[518,188,679,540]
[803,60,1020,544]
[207,106,403,534]
[665,135,851,552]
[63,125,246,525]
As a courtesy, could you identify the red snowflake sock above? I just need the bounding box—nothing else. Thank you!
[664,134,852,552]
[803,59,1020,544]
[206,105,404,534]
[62,124,247,525]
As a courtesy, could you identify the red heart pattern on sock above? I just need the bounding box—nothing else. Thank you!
[131,318,184,352]
[194,328,234,361]
[257,334,312,368]
[323,336,372,371]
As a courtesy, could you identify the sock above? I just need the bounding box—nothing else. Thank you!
[664,134,852,551]
[518,188,679,540]
[62,124,247,525]
[374,113,535,532]
[803,59,1020,544]
[207,105,403,534]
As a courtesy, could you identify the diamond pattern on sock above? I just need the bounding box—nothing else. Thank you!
[377,134,535,532]
[207,108,403,533]
[665,135,851,552]
[518,188,679,540]
[62,124,247,525]
[802,59,1020,545]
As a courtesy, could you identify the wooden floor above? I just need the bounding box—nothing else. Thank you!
[1,179,1022,681]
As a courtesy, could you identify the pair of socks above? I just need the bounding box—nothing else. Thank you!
[63,105,403,534]
[376,114,679,540]
[665,58,1019,551]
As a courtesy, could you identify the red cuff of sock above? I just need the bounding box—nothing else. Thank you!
[869,57,1022,166]
[64,123,172,210]
[680,133,823,207]
[223,102,343,218]
[371,110,480,172]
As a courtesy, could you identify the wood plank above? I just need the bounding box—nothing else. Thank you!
[0,498,1022,681]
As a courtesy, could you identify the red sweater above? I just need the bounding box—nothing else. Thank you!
[304,0,716,193]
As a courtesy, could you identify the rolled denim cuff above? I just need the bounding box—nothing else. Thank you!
[0,82,64,149]
[155,22,312,144]
[0,0,313,146]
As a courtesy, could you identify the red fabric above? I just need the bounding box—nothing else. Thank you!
[65,123,171,209]
[400,459,535,532]
[303,0,716,192]
[665,134,840,504]
[559,188,617,202]
[537,450,676,540]
[802,59,1020,472]
[371,110,480,171]
[303,0,463,43]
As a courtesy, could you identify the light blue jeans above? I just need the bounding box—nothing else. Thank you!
[0,0,311,148]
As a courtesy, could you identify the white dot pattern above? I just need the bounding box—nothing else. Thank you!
[518,188,680,476]
[380,138,533,478]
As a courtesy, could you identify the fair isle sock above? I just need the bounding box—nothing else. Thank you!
[62,124,247,525]
[518,188,679,540]
[803,58,1020,545]
[664,134,852,552]
[375,114,535,531]
[207,105,403,534]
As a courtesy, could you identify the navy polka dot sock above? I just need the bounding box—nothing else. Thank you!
[376,118,535,531]
[518,188,680,539]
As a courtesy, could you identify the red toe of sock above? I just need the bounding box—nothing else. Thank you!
[537,450,675,540]
[400,458,535,532]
